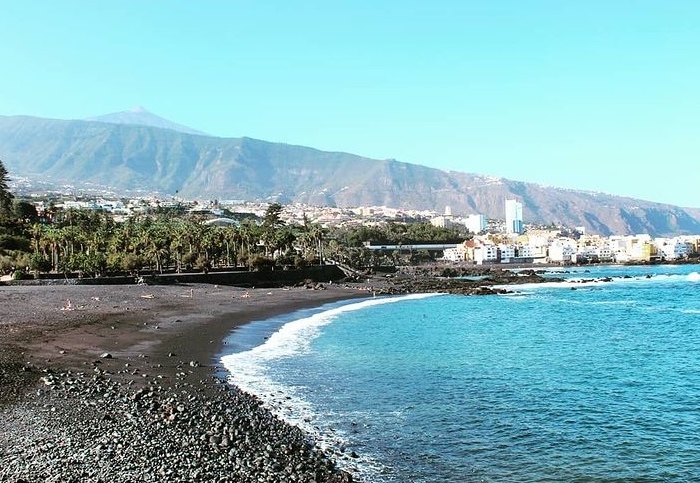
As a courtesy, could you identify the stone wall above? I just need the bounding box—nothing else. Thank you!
[2,265,347,287]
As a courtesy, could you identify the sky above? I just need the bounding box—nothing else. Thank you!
[2,1,699,207]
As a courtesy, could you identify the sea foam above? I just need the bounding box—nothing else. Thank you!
[220,292,442,475]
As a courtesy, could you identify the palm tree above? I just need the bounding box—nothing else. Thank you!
[30,223,46,256]
[136,220,171,273]
[238,219,261,269]
[200,225,220,267]
[43,226,64,272]
[221,225,240,267]
[169,221,188,272]
[310,224,326,265]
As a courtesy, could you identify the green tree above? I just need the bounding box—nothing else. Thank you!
[262,203,284,229]
[238,219,262,268]
[221,225,240,267]
[12,200,39,225]
[261,203,284,256]
[0,160,15,223]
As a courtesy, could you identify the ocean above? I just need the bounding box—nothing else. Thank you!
[221,264,700,482]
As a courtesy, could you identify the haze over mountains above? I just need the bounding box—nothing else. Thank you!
[1,111,699,237]
[86,106,209,136]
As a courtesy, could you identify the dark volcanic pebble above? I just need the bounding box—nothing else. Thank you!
[0,370,355,483]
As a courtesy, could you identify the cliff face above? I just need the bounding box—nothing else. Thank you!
[2,114,699,236]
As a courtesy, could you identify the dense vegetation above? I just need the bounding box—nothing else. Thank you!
[0,161,468,279]
[0,160,40,275]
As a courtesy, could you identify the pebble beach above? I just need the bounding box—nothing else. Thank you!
[0,282,368,482]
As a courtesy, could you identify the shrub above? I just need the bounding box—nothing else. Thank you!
[195,255,210,273]
[293,255,308,269]
[248,254,274,271]
[0,234,31,252]
[121,253,145,273]
[182,252,197,270]
[29,253,52,273]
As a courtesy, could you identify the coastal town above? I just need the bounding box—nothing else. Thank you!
[5,4,700,482]
[11,185,700,273]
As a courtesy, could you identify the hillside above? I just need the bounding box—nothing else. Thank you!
[1,114,699,236]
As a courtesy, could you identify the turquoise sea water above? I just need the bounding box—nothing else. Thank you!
[222,264,700,482]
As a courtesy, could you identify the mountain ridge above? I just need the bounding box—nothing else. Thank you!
[1,113,699,237]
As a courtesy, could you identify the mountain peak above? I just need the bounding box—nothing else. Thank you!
[85,107,209,136]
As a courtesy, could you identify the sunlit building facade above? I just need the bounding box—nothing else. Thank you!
[505,199,524,234]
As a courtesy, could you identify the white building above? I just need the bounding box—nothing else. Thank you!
[656,238,693,260]
[62,200,99,210]
[595,245,614,260]
[518,244,547,259]
[430,216,453,228]
[548,240,577,263]
[473,244,499,264]
[431,205,455,228]
[498,244,517,262]
[505,199,524,234]
[465,214,487,234]
[442,244,467,262]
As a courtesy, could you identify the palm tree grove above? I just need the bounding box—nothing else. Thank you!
[0,160,467,280]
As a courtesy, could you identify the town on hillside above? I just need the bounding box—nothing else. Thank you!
[2,181,698,282]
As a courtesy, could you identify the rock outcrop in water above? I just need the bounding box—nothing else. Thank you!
[358,267,562,296]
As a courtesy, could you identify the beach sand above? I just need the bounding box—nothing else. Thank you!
[0,281,369,482]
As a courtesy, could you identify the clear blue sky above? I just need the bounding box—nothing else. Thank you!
[2,1,699,207]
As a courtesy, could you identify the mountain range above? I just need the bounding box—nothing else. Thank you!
[1,111,699,237]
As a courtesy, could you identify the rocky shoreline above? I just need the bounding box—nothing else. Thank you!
[367,266,563,295]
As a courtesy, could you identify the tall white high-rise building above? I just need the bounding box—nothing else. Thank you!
[505,199,524,234]
[465,214,487,234]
